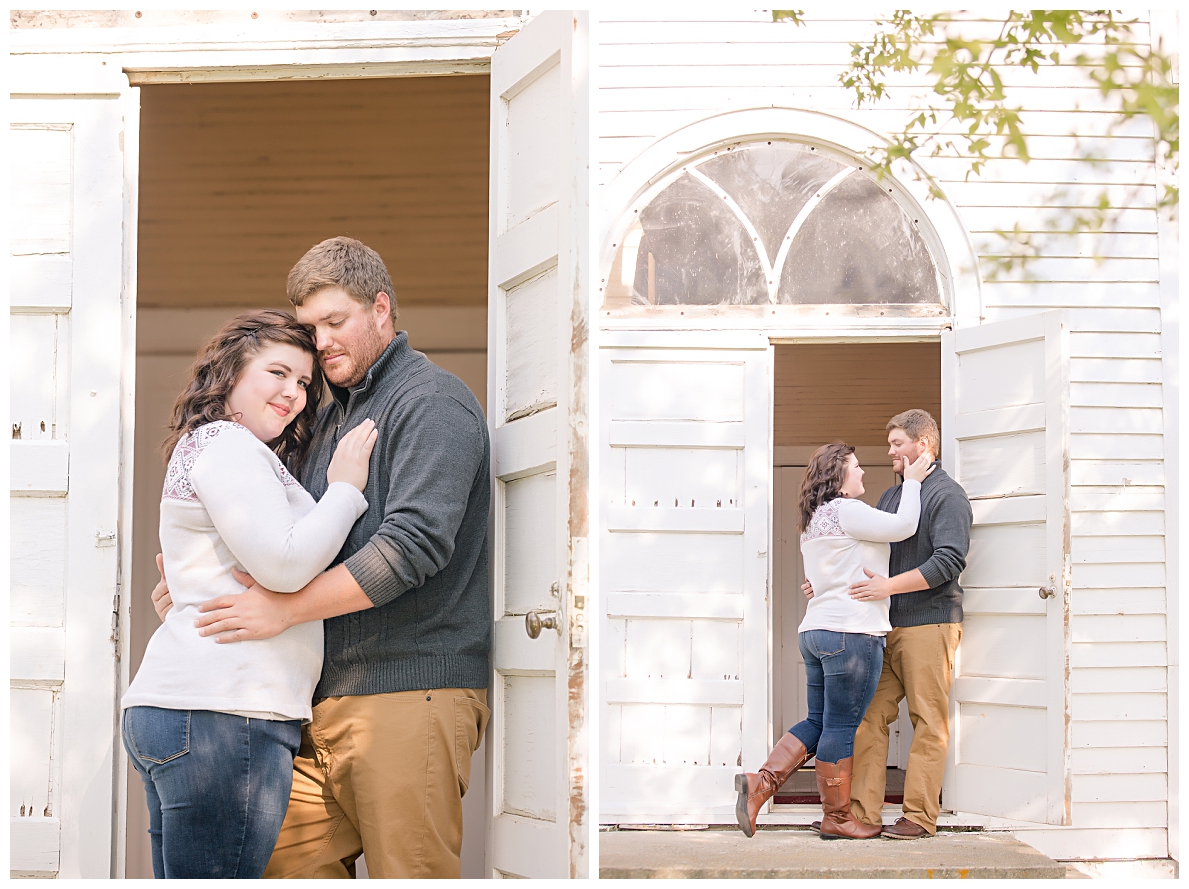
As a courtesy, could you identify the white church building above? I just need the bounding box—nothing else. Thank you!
[9,9,1179,878]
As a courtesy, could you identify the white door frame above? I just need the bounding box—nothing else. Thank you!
[8,18,523,89]
[593,106,983,825]
[11,15,527,878]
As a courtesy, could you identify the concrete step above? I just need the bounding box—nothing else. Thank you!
[600,827,1067,879]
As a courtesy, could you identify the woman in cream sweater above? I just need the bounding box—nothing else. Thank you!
[735,442,933,839]
[121,311,378,878]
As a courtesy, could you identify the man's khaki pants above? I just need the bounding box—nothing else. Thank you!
[264,688,489,879]
[851,623,962,835]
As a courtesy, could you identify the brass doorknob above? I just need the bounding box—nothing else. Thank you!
[526,610,559,639]
[1038,586,1056,600]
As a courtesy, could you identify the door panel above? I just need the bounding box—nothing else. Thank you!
[487,10,589,878]
[600,340,769,822]
[10,91,134,877]
[942,311,1072,825]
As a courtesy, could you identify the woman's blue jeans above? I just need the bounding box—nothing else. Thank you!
[788,630,886,764]
[122,707,301,879]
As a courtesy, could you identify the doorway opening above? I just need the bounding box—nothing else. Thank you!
[770,341,941,807]
[128,74,490,877]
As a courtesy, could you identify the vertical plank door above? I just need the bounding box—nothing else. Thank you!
[9,86,136,875]
[942,311,1072,824]
[486,10,590,878]
[600,333,771,823]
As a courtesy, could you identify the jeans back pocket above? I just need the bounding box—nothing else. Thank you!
[124,707,190,764]
[805,629,846,658]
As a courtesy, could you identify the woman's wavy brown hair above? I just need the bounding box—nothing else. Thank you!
[162,310,323,471]
[798,442,856,533]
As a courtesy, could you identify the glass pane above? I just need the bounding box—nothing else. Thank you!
[617,173,767,306]
[698,144,845,264]
[602,139,945,310]
[778,174,940,305]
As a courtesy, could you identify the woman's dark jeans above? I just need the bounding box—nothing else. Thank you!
[122,707,301,879]
[788,630,886,764]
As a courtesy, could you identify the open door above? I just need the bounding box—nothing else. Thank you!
[941,311,1072,824]
[599,334,771,824]
[485,11,590,878]
[9,71,137,876]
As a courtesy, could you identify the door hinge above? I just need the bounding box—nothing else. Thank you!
[96,530,117,547]
[111,590,121,655]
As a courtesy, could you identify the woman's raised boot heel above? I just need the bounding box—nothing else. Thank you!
[734,733,809,837]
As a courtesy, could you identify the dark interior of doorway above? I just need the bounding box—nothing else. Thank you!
[129,74,490,877]
[771,341,941,806]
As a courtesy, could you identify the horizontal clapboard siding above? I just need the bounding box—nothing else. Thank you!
[139,75,490,309]
[774,343,940,447]
[596,11,1168,846]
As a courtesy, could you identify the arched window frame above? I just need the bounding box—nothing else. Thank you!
[599,108,983,332]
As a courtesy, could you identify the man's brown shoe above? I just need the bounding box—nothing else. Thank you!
[882,817,931,839]
[734,733,810,837]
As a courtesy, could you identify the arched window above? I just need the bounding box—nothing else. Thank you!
[603,140,944,310]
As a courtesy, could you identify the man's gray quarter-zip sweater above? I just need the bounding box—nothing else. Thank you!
[876,463,973,628]
[298,332,490,697]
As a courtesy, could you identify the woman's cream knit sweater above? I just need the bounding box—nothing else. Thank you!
[798,480,921,636]
[122,421,367,722]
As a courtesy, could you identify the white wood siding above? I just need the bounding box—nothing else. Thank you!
[136,76,490,310]
[595,12,1169,858]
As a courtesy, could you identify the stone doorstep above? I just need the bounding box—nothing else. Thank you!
[599,827,1068,879]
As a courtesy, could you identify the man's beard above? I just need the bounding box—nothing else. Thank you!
[327,323,387,388]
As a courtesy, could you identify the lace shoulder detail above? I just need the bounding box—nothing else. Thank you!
[275,459,301,489]
[800,499,847,544]
[162,421,300,502]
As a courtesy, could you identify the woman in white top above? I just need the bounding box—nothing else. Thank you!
[121,311,378,879]
[736,442,933,840]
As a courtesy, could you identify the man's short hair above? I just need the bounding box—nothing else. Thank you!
[287,236,397,311]
[887,408,941,458]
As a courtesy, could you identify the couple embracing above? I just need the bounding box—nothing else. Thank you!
[121,237,490,879]
[736,411,973,841]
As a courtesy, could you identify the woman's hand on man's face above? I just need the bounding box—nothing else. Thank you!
[901,450,936,483]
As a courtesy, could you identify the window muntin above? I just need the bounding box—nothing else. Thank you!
[603,141,943,310]
[697,143,845,264]
[631,173,766,306]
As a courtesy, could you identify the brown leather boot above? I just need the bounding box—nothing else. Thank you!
[734,733,809,837]
[817,758,881,839]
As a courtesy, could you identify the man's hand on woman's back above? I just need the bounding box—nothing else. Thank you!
[152,552,173,621]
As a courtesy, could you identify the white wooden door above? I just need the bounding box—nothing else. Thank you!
[600,333,771,823]
[941,311,1072,824]
[9,82,137,875]
[486,10,589,879]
